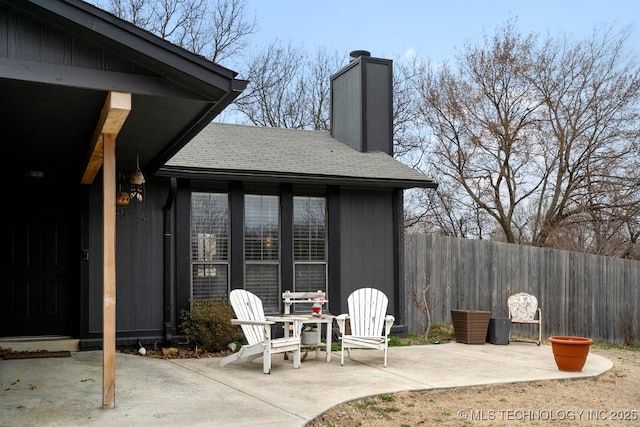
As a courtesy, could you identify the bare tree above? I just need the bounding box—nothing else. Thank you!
[104,0,152,28]
[393,57,427,159]
[203,0,257,63]
[304,48,343,130]
[411,276,434,341]
[231,41,343,129]
[405,182,493,239]
[232,41,308,128]
[414,20,640,256]
[91,0,256,65]
[526,25,640,250]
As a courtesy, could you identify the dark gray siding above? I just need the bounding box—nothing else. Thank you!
[79,179,407,347]
[175,179,194,323]
[0,4,154,74]
[82,176,170,347]
[364,60,393,154]
[331,63,362,151]
[339,189,396,315]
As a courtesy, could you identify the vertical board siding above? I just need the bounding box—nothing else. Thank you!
[340,190,396,308]
[405,234,640,343]
[2,7,147,72]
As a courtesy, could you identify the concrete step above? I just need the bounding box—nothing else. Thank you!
[0,336,79,352]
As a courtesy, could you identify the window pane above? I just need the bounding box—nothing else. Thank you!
[191,193,229,262]
[191,193,229,299]
[192,264,229,299]
[245,263,279,313]
[244,195,279,261]
[294,196,326,261]
[294,263,327,292]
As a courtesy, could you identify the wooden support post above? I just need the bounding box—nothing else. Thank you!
[81,91,130,409]
[102,133,116,409]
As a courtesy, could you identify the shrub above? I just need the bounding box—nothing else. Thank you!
[428,322,454,343]
[179,298,242,352]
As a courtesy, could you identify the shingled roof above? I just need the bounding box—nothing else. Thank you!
[159,123,437,189]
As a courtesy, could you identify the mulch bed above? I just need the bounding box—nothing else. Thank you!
[0,349,71,360]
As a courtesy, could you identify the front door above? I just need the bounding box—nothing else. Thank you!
[1,180,78,337]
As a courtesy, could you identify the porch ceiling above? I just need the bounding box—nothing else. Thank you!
[1,77,221,182]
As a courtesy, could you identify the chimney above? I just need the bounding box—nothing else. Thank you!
[330,50,393,155]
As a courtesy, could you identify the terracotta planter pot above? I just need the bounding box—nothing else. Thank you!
[549,336,593,372]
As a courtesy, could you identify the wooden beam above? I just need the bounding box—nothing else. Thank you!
[102,133,117,409]
[81,91,131,184]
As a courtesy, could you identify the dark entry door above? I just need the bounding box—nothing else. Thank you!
[1,181,77,337]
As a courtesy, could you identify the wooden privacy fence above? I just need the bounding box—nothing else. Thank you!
[404,234,640,344]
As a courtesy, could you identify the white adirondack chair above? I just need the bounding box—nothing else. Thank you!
[336,288,395,367]
[220,289,303,374]
[507,292,542,346]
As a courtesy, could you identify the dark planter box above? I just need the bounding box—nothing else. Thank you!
[451,310,491,344]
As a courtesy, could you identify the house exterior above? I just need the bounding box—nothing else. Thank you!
[158,52,436,339]
[1,0,437,354]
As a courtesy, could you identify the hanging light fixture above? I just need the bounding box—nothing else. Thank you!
[129,154,145,202]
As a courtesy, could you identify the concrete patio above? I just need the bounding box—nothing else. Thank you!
[0,342,612,427]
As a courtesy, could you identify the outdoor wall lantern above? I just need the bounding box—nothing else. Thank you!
[116,154,145,217]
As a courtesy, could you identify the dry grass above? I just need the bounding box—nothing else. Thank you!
[306,345,640,427]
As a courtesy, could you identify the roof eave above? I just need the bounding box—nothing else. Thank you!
[146,90,244,172]
[156,166,439,189]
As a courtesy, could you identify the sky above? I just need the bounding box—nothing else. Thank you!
[241,0,640,64]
